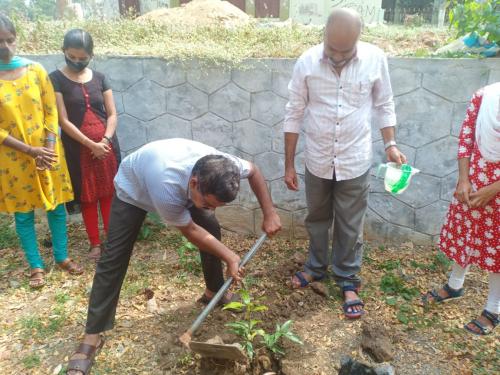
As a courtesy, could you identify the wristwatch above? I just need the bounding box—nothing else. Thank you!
[384,140,397,150]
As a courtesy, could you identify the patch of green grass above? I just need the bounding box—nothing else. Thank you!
[19,311,66,340]
[21,353,41,369]
[12,19,453,65]
[0,214,18,249]
[54,291,70,305]
[121,278,148,299]
[378,259,401,271]
[176,237,202,275]
[380,272,419,301]
[138,213,166,241]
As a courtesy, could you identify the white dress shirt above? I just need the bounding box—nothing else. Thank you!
[114,139,252,226]
[284,41,396,181]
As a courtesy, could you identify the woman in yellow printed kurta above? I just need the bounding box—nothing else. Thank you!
[0,14,82,288]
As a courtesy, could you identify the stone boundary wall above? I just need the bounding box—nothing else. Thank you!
[26,55,499,244]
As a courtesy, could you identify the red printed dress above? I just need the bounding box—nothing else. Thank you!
[438,89,500,273]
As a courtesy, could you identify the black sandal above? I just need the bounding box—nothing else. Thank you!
[422,283,464,305]
[464,310,499,336]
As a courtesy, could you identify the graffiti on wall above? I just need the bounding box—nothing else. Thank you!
[290,0,383,25]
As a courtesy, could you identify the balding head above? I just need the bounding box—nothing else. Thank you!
[323,8,363,69]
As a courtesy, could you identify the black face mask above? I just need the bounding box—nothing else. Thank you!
[65,56,90,72]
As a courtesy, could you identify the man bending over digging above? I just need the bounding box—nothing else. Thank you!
[65,138,282,375]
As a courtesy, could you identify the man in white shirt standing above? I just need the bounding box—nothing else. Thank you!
[66,138,281,375]
[284,8,406,319]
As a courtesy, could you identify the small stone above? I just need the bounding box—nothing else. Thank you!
[52,364,63,375]
[361,322,394,362]
[9,280,20,288]
[310,282,328,297]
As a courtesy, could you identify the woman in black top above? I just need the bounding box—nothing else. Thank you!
[50,29,120,261]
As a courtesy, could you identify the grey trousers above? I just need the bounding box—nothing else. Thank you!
[304,168,370,288]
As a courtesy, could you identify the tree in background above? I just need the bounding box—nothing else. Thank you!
[449,0,500,44]
[0,0,57,20]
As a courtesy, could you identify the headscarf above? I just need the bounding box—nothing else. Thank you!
[476,82,500,162]
[0,56,33,71]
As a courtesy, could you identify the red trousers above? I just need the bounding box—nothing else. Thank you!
[81,196,113,246]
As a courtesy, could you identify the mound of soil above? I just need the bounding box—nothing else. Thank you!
[136,0,251,27]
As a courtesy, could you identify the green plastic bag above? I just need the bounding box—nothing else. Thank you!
[377,163,420,194]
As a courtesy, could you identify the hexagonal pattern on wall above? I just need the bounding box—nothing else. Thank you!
[117,114,146,151]
[123,80,167,121]
[143,59,186,88]
[451,102,469,137]
[209,83,250,121]
[368,193,414,228]
[270,176,307,211]
[395,89,453,148]
[192,112,232,148]
[26,55,499,244]
[233,119,272,155]
[394,173,441,209]
[272,68,292,98]
[415,200,450,235]
[146,113,191,142]
[187,65,231,94]
[415,136,459,177]
[388,66,421,97]
[254,151,284,181]
[422,65,489,102]
[167,84,208,120]
[440,171,458,202]
[251,91,287,126]
[95,58,143,91]
[232,61,273,92]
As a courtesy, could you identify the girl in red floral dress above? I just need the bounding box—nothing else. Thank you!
[423,82,499,335]
[50,29,120,261]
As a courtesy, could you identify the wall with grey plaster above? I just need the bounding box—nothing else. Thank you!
[27,55,499,244]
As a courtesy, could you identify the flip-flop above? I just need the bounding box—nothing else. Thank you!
[66,336,105,374]
[291,271,325,289]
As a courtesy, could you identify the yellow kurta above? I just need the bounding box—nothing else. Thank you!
[0,63,73,213]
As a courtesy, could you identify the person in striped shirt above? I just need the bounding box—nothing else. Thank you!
[284,8,406,319]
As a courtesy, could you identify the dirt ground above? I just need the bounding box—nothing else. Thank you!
[0,217,498,375]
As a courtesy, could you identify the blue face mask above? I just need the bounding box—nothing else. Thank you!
[65,56,90,72]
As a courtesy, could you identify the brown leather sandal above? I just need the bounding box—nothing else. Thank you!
[57,258,84,275]
[29,268,45,289]
[66,336,105,374]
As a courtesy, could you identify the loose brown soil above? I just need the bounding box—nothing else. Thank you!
[0,219,498,374]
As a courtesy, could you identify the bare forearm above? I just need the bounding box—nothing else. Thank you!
[285,132,299,169]
[458,158,470,182]
[2,135,33,156]
[490,180,500,194]
[61,120,92,148]
[104,114,117,139]
[248,165,276,216]
[380,126,395,143]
